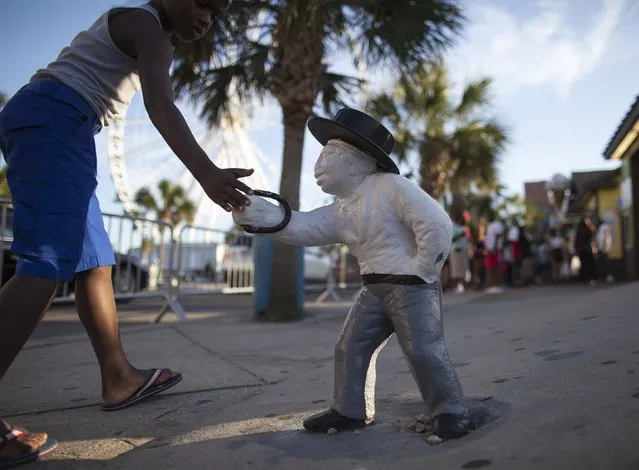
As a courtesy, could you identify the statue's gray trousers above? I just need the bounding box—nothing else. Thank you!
[331,281,468,421]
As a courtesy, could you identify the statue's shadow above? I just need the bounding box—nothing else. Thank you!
[248,396,511,462]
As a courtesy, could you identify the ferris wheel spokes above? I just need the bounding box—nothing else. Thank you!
[108,93,279,229]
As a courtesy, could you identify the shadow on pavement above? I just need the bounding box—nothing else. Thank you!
[38,397,511,469]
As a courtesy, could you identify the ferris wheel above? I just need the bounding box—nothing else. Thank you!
[107,93,279,230]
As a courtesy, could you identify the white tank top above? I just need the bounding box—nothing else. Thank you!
[31,3,163,127]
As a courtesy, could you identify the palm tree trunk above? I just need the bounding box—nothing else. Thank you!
[420,160,447,202]
[266,107,307,321]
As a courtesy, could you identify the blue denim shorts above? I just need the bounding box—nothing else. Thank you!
[0,79,115,281]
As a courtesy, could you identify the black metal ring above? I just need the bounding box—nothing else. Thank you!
[240,190,292,234]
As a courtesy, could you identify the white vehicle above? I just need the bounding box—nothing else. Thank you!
[221,235,331,287]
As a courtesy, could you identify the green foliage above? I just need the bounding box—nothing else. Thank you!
[452,186,526,230]
[366,61,508,199]
[133,180,196,230]
[171,0,465,124]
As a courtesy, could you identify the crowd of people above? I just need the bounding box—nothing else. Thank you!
[441,210,616,294]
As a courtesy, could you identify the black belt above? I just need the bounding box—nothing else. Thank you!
[361,274,426,285]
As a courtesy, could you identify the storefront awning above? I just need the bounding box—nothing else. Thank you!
[603,95,639,160]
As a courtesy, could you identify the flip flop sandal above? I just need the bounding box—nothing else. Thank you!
[100,368,183,412]
[0,422,57,469]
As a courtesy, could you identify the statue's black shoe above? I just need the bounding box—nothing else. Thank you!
[303,409,367,433]
[433,413,471,439]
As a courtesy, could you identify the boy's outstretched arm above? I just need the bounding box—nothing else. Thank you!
[118,11,252,212]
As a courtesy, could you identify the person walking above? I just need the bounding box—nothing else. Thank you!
[548,228,565,283]
[574,217,597,285]
[596,220,614,283]
[484,211,504,294]
[449,213,470,293]
[0,1,251,466]
[519,226,534,285]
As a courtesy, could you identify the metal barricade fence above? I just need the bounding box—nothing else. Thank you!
[175,225,253,298]
[0,197,186,322]
[94,211,186,321]
[1,195,362,319]
[174,225,364,302]
[314,244,363,304]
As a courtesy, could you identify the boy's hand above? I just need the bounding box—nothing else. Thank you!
[200,166,254,212]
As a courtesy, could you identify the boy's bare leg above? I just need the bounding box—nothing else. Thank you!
[74,266,176,406]
[0,275,59,380]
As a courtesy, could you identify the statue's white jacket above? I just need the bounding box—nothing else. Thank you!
[234,173,453,283]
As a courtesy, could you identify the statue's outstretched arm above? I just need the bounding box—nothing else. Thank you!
[233,195,342,246]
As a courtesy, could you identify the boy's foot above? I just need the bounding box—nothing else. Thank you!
[0,421,57,468]
[433,413,471,439]
[101,367,182,411]
[303,409,367,433]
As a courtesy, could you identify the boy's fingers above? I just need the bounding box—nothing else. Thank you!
[213,197,232,212]
[222,188,248,210]
[232,179,253,195]
[230,168,254,178]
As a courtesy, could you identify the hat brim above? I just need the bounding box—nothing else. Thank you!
[307,117,400,174]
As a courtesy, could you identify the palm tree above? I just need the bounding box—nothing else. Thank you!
[366,60,508,202]
[134,180,196,284]
[171,0,465,321]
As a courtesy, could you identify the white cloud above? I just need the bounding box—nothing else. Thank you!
[448,0,626,98]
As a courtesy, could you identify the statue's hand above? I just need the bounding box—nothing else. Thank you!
[232,194,285,229]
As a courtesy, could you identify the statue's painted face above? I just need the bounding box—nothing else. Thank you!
[314,142,348,195]
[314,140,377,196]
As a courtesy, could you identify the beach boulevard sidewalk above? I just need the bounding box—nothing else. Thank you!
[2,284,638,469]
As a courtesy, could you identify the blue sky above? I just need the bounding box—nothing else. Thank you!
[1,0,637,230]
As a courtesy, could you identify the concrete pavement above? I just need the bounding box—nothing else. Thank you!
[2,283,639,469]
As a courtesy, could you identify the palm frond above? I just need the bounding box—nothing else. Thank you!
[365,92,400,125]
[366,58,508,197]
[172,199,197,226]
[455,77,492,118]
[395,63,449,130]
[316,71,362,116]
[448,120,508,190]
[133,188,158,213]
[365,92,415,163]
[172,40,272,125]
[346,0,464,72]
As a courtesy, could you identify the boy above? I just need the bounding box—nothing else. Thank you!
[0,0,251,465]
